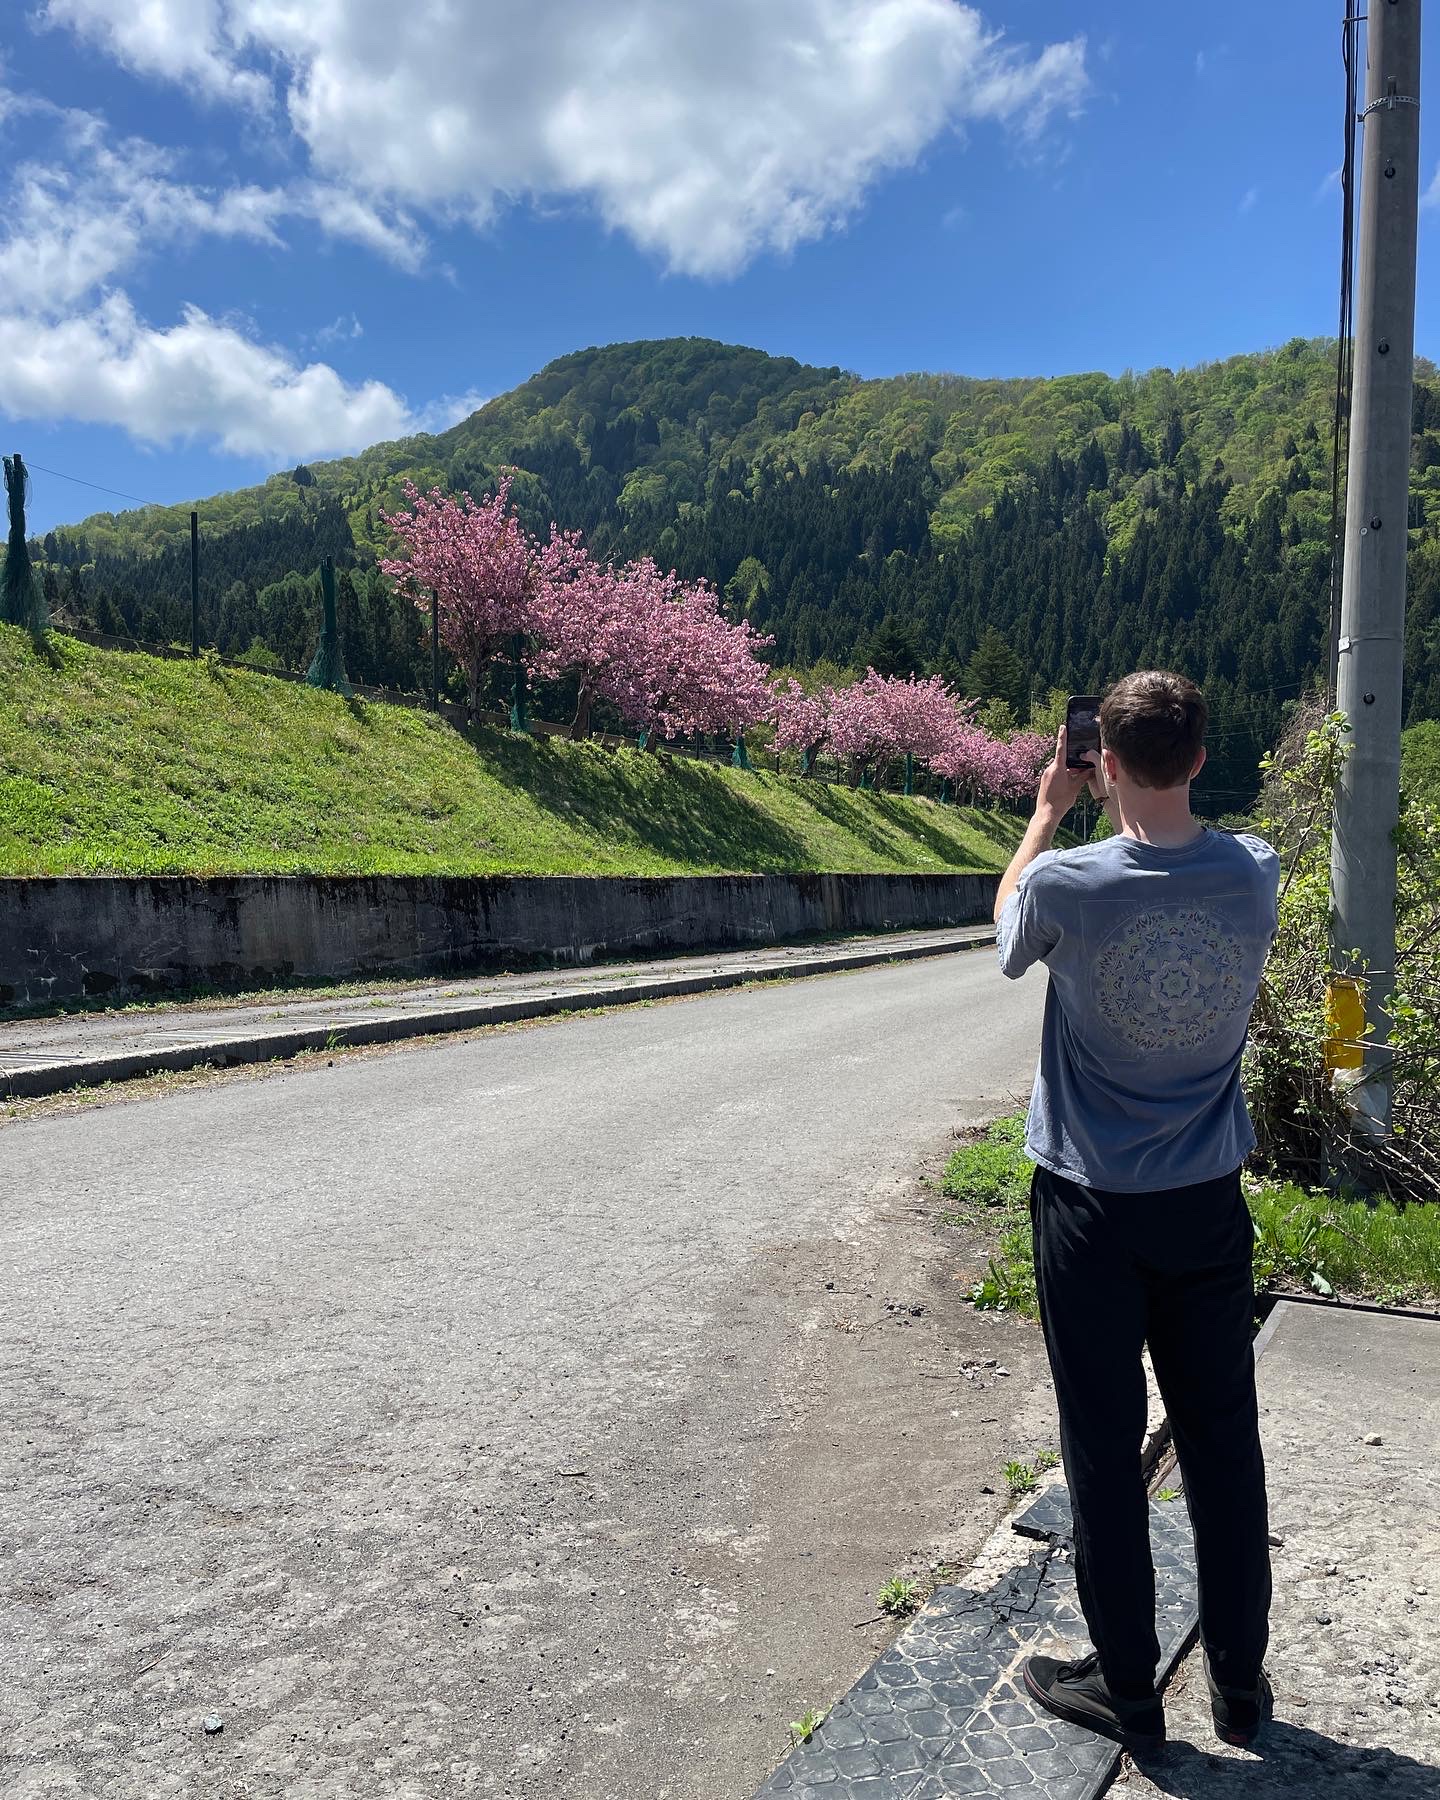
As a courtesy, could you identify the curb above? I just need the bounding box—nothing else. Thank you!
[1,930,996,1101]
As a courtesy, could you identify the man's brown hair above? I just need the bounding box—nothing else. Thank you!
[1099,671,1207,789]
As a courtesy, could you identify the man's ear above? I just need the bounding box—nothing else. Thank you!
[1102,746,1120,781]
[1191,745,1207,780]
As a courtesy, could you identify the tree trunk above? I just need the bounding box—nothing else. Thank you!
[569,686,594,741]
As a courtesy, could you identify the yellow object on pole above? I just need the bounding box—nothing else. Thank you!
[1325,976,1367,1074]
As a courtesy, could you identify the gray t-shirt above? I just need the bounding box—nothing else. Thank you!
[996,829,1280,1193]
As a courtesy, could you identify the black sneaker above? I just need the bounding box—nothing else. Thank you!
[1207,1664,1273,1748]
[1022,1651,1165,1750]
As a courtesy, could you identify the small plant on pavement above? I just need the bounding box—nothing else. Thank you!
[1157,1487,1182,1503]
[789,1707,827,1745]
[970,1255,1036,1316]
[878,1576,921,1616]
[1004,1459,1038,1499]
[1033,1450,1059,1473]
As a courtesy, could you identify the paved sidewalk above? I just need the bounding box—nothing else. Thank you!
[749,1298,1440,1799]
[0,925,994,1097]
[1110,1299,1440,1798]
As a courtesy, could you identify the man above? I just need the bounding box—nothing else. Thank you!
[994,670,1280,1753]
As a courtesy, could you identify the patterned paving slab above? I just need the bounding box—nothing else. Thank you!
[752,1489,1198,1800]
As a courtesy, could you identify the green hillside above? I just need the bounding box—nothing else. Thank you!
[26,335,1440,810]
[0,627,1019,878]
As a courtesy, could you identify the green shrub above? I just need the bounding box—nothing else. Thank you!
[1248,706,1440,1202]
[945,1113,1440,1312]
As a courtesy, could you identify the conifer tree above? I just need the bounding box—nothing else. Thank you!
[3,454,48,633]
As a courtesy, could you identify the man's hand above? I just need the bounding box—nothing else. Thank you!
[1035,724,1096,825]
[993,726,1093,923]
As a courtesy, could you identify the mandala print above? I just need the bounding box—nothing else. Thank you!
[1091,905,1248,1053]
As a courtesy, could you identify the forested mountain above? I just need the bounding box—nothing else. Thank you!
[25,335,1440,808]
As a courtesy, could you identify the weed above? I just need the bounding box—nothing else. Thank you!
[1004,1460,1037,1499]
[878,1577,921,1616]
[970,1256,1036,1316]
[789,1708,827,1745]
[1156,1487,1182,1503]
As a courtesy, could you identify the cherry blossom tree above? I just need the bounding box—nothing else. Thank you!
[772,678,834,776]
[600,569,774,749]
[882,672,962,794]
[930,716,1048,805]
[991,729,1052,801]
[827,670,893,787]
[827,670,960,790]
[380,473,537,727]
[929,711,996,804]
[531,529,637,740]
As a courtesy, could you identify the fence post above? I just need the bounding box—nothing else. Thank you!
[509,633,530,732]
[189,511,199,656]
[306,556,353,695]
[430,587,440,710]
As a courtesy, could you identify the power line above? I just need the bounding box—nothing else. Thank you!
[24,461,163,510]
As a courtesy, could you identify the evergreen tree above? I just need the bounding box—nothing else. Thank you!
[862,615,924,676]
[3,454,48,633]
[963,626,1027,714]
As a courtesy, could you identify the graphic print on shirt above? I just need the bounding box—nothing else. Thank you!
[1090,903,1250,1054]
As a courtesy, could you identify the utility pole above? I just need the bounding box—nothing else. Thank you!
[190,511,200,657]
[1330,0,1422,1135]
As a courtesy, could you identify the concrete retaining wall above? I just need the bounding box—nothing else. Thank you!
[0,873,998,1006]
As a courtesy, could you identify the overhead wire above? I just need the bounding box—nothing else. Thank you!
[24,461,164,510]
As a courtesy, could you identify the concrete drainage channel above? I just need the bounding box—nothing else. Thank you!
[0,927,996,1100]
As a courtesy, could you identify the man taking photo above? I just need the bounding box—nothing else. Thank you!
[993,670,1280,1753]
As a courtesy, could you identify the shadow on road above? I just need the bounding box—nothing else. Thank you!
[1128,1720,1439,1798]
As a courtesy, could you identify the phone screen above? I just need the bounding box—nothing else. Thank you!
[1065,695,1101,769]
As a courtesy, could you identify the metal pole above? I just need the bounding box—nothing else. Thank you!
[190,511,199,657]
[1330,0,1421,1136]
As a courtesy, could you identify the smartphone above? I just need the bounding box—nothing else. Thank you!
[1065,694,1102,770]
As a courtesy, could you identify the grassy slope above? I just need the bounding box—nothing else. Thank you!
[0,628,1022,878]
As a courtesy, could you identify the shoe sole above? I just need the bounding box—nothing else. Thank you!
[1022,1661,1166,1751]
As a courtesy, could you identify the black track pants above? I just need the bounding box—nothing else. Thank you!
[1030,1162,1271,1693]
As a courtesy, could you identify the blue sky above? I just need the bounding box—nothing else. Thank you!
[5,0,1439,533]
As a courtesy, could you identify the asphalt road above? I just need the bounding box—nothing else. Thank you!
[1,951,1050,1800]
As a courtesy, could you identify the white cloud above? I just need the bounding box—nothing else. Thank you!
[43,0,1089,278]
[313,312,363,345]
[1239,186,1259,215]
[1421,164,1440,211]
[0,97,426,313]
[0,96,444,460]
[0,294,439,458]
[39,0,271,107]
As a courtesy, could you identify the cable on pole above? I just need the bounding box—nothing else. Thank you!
[1326,7,1363,705]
